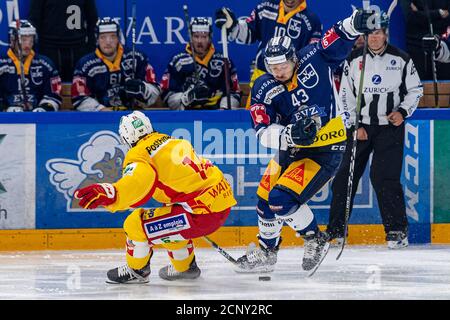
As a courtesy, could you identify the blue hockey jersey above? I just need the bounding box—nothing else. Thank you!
[231,0,322,72]
[161,44,241,110]
[0,49,62,111]
[72,45,160,111]
[249,22,357,150]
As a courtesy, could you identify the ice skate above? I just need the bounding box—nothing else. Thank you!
[159,257,201,281]
[302,231,330,276]
[235,242,279,273]
[387,231,409,249]
[106,261,150,284]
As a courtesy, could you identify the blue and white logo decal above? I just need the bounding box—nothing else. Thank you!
[144,213,191,238]
[298,63,319,89]
[372,74,382,85]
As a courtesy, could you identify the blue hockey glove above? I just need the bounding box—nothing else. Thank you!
[282,118,318,148]
[124,78,147,100]
[348,9,378,34]
[181,82,211,107]
[214,7,237,31]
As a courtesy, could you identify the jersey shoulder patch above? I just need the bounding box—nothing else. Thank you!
[252,75,284,104]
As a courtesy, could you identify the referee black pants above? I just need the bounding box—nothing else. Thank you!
[327,123,408,238]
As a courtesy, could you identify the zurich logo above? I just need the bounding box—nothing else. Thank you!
[391,59,396,66]
[372,74,382,85]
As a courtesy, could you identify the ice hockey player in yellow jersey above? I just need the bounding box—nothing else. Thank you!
[74,111,236,284]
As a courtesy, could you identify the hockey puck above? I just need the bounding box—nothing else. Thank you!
[258,276,271,281]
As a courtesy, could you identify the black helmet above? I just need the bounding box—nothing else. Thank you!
[95,17,121,39]
[264,36,297,71]
[190,17,212,36]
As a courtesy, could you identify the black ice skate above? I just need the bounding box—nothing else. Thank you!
[159,257,201,281]
[106,261,150,284]
[234,241,279,273]
[302,231,330,276]
[386,231,409,249]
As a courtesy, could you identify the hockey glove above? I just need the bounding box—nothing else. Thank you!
[281,118,317,150]
[422,34,441,54]
[124,78,148,101]
[215,7,237,31]
[33,103,56,112]
[346,9,378,35]
[74,183,117,209]
[181,83,211,107]
[6,106,24,112]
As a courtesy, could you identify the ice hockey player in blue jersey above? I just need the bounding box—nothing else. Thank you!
[161,17,241,110]
[235,8,377,274]
[215,0,322,107]
[71,18,160,111]
[0,20,62,112]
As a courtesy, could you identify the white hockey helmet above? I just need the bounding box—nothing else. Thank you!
[9,20,37,45]
[119,111,153,148]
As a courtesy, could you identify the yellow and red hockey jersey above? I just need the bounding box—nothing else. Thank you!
[106,132,236,214]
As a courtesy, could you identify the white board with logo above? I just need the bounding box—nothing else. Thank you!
[0,124,36,229]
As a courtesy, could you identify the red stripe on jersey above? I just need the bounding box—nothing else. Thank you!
[145,65,156,83]
[250,104,270,126]
[126,239,135,256]
[160,73,170,91]
[130,182,157,208]
[130,164,158,208]
[155,180,207,204]
[187,239,194,254]
[50,76,62,95]
[186,198,213,214]
[321,27,340,49]
[231,73,240,92]
[246,10,256,23]
[71,76,91,97]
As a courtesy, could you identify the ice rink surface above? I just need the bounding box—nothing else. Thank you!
[1,245,450,300]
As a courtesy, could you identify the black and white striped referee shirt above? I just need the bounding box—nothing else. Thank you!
[339,44,423,126]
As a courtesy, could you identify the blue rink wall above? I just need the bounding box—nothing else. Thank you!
[0,109,444,244]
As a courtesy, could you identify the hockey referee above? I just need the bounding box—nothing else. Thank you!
[326,11,423,249]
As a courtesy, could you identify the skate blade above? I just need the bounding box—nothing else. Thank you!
[105,279,149,284]
[233,266,275,274]
[307,242,330,277]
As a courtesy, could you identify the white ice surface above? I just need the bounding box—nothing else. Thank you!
[1,245,450,300]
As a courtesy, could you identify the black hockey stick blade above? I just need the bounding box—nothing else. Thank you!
[203,236,238,265]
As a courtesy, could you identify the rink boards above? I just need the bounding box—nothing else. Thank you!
[0,109,449,249]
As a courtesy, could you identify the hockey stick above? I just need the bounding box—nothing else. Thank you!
[12,0,28,110]
[336,1,372,261]
[15,19,29,111]
[221,24,232,110]
[203,236,238,265]
[423,0,439,108]
[182,5,200,83]
[386,0,398,42]
[124,0,128,44]
[127,0,137,110]
[131,0,137,78]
